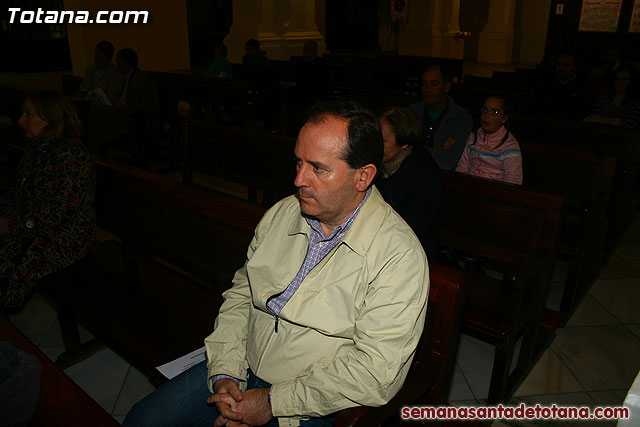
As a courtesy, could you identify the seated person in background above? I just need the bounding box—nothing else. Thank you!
[456,96,523,185]
[583,57,609,106]
[537,51,588,119]
[77,40,123,106]
[114,48,159,114]
[88,48,159,156]
[408,64,473,170]
[204,43,232,79]
[242,38,270,75]
[585,65,640,130]
[123,100,429,427]
[0,90,95,309]
[281,40,327,103]
[377,106,442,259]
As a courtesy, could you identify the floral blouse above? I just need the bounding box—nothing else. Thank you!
[0,137,96,308]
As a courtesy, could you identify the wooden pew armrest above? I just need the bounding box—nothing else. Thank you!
[563,193,609,217]
[504,252,550,283]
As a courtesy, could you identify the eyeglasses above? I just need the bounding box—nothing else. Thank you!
[480,107,503,116]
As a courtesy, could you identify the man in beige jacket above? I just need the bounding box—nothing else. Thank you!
[124,100,429,427]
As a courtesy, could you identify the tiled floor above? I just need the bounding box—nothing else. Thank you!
[446,213,640,426]
[7,213,639,425]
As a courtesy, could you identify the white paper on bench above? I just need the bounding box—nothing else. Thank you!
[156,346,206,379]
[93,88,113,106]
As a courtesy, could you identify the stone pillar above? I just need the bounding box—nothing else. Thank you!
[224,0,262,63]
[281,0,326,56]
[257,0,289,59]
[430,0,464,59]
[225,0,325,62]
[477,0,517,64]
[397,0,433,56]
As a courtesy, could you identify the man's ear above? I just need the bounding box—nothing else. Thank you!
[355,164,377,192]
[444,81,452,94]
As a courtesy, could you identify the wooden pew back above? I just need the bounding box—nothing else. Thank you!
[440,172,562,258]
[520,141,617,211]
[183,120,297,205]
[147,71,251,122]
[95,157,265,292]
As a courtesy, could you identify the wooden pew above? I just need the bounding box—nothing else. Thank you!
[0,314,119,426]
[334,263,469,426]
[183,120,297,206]
[147,71,251,124]
[51,157,265,384]
[520,141,617,316]
[511,114,639,250]
[439,171,563,404]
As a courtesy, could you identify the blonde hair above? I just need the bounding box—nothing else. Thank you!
[24,90,83,140]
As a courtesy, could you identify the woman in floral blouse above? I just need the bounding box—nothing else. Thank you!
[0,90,96,309]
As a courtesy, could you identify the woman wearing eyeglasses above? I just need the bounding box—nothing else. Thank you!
[455,96,522,185]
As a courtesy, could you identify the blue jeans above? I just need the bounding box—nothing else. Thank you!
[123,360,336,427]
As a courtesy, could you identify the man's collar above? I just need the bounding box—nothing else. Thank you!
[306,187,371,239]
[287,187,387,256]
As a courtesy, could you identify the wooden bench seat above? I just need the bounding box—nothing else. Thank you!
[440,171,563,404]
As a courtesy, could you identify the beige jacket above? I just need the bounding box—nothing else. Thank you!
[205,187,429,422]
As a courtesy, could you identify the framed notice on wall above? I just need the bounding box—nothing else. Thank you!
[578,0,623,32]
[630,0,640,32]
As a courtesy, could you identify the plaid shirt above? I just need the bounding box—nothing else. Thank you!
[266,188,371,315]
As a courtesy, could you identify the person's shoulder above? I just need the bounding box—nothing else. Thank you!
[410,145,441,170]
[368,191,425,253]
[503,130,521,148]
[50,139,92,168]
[104,62,119,74]
[255,195,300,230]
[447,97,471,118]
[408,100,422,112]
[53,138,88,155]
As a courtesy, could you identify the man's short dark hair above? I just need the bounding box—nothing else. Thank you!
[306,100,383,182]
[117,48,138,68]
[246,38,260,50]
[422,63,452,84]
[96,40,114,58]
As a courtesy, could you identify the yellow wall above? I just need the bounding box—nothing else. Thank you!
[513,0,550,65]
[391,0,549,64]
[460,0,489,60]
[64,0,190,75]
